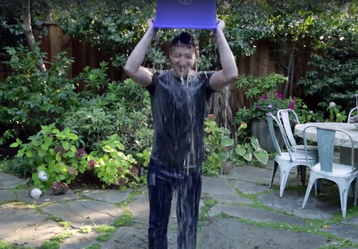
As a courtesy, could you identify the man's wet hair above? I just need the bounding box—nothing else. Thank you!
[170,32,199,57]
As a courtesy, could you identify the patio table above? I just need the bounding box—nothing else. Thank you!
[294,122,358,165]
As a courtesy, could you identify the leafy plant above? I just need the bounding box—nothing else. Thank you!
[61,78,153,157]
[293,98,324,124]
[203,115,234,176]
[236,73,288,101]
[89,134,139,189]
[235,92,297,128]
[297,8,358,112]
[10,123,88,192]
[326,102,347,123]
[0,42,77,145]
[136,148,151,168]
[230,122,268,165]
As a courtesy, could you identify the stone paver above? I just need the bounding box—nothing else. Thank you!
[208,203,308,226]
[0,203,65,247]
[0,172,28,189]
[81,189,132,204]
[101,224,177,249]
[59,231,98,249]
[16,189,80,205]
[202,177,253,204]
[231,179,270,194]
[258,191,341,219]
[1,161,358,249]
[323,224,358,244]
[221,165,303,187]
[0,190,16,203]
[41,200,123,228]
[343,215,358,226]
[199,218,333,249]
[128,192,204,227]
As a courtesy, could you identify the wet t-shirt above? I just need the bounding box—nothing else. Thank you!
[146,69,215,169]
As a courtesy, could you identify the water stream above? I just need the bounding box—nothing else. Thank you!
[180,67,197,176]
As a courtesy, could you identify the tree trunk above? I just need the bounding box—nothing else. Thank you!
[284,42,296,97]
[44,0,53,22]
[22,0,46,72]
[209,85,235,135]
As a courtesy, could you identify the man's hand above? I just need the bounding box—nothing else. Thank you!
[216,19,225,33]
[147,18,155,31]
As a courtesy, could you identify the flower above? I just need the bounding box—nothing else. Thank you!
[274,92,285,98]
[329,102,336,108]
[130,166,139,175]
[51,182,69,195]
[236,92,297,122]
[30,188,42,199]
[88,160,96,169]
[38,171,48,181]
[68,167,76,175]
[118,177,127,186]
[76,148,86,158]
[55,146,64,154]
[239,122,247,130]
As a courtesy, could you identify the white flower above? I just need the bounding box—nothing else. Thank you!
[309,111,314,114]
[38,171,48,181]
[320,35,324,40]
[339,37,345,41]
[329,102,336,107]
[30,188,42,199]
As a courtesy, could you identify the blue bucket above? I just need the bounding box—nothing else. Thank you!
[154,0,217,30]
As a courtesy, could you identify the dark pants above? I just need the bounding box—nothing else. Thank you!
[147,158,202,249]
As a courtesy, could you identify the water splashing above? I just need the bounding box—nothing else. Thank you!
[180,69,194,176]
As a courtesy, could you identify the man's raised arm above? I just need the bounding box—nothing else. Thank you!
[124,18,156,87]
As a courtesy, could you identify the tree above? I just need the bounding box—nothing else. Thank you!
[22,0,46,72]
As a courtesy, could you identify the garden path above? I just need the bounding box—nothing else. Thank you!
[0,161,357,249]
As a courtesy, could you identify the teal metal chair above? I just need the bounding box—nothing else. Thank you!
[301,126,358,218]
[266,113,317,197]
[347,107,358,123]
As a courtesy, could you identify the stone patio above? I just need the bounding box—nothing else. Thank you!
[0,161,357,249]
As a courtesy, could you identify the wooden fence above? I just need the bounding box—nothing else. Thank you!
[0,22,314,129]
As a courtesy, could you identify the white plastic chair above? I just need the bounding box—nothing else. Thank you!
[277,109,319,184]
[266,113,317,198]
[301,126,358,218]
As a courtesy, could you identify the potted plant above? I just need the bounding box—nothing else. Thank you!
[236,92,297,152]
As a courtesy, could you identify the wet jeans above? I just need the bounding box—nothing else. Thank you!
[147,158,202,249]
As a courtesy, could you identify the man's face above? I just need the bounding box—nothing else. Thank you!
[170,45,196,78]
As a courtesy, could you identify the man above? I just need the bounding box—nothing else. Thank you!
[124,18,237,249]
